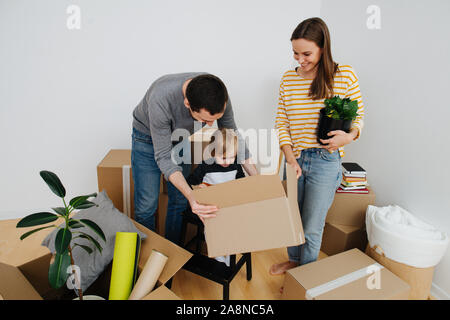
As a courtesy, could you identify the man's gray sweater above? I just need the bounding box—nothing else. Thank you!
[132,72,248,180]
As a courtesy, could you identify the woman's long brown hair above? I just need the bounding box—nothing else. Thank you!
[291,17,339,100]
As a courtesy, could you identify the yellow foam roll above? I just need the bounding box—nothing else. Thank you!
[108,232,141,300]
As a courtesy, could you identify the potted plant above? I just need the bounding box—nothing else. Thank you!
[317,95,359,144]
[16,170,106,300]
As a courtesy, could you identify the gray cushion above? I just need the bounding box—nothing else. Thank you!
[41,190,147,292]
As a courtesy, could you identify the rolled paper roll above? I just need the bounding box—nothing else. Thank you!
[108,232,141,300]
[128,249,168,300]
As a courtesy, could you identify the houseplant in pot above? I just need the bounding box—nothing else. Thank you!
[16,170,106,300]
[317,95,359,144]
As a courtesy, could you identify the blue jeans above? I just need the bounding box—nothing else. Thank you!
[131,128,191,245]
[287,148,342,265]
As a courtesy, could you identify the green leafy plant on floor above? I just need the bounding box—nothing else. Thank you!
[16,170,105,300]
[323,96,359,121]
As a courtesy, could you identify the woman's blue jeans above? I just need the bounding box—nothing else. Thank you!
[131,128,191,245]
[287,148,342,265]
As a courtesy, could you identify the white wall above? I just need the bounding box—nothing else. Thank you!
[0,0,320,217]
[321,0,450,299]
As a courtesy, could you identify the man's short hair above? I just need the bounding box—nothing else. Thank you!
[186,74,228,115]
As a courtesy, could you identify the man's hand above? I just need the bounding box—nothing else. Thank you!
[189,199,218,223]
[168,171,219,223]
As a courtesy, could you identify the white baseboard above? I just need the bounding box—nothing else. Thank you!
[431,283,450,300]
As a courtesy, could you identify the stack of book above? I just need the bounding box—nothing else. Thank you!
[337,162,369,194]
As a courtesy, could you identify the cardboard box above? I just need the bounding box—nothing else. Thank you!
[366,244,434,300]
[326,186,376,228]
[97,149,168,235]
[192,163,305,258]
[0,218,191,300]
[320,222,368,256]
[282,248,410,300]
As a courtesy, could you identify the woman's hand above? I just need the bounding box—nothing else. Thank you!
[287,160,302,179]
[281,145,302,179]
[320,129,357,153]
[189,199,218,223]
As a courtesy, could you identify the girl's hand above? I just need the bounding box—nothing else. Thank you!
[320,130,353,153]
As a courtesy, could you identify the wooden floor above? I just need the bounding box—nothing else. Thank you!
[171,248,328,300]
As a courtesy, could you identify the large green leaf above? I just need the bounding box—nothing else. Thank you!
[68,219,84,229]
[55,228,72,254]
[69,193,97,208]
[52,207,67,216]
[75,233,103,254]
[16,212,59,228]
[73,243,93,255]
[73,200,97,210]
[48,252,71,289]
[20,225,56,240]
[79,219,106,242]
[40,171,66,198]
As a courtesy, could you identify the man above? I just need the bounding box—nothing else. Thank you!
[131,73,257,244]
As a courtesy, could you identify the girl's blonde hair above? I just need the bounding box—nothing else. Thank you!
[210,128,238,158]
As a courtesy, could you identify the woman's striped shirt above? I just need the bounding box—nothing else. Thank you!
[275,64,365,158]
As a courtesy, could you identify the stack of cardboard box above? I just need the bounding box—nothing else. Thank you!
[320,186,376,256]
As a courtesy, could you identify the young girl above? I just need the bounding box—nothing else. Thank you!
[187,128,245,266]
[270,17,365,276]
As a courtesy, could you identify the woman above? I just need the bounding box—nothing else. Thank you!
[270,17,365,276]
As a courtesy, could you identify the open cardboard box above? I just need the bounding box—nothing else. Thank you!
[0,218,191,300]
[192,162,305,258]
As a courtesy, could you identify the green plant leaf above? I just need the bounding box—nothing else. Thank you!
[73,243,93,255]
[20,225,56,240]
[69,193,97,208]
[52,207,67,216]
[68,219,84,229]
[74,200,97,210]
[79,219,106,242]
[55,228,72,254]
[48,252,71,289]
[16,212,59,228]
[40,171,66,198]
[75,232,103,254]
